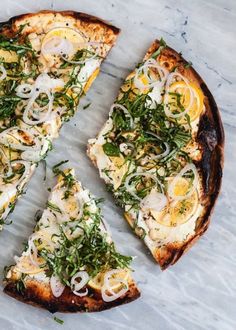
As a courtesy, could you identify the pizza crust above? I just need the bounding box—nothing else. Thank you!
[4,278,140,313]
[1,10,120,40]
[148,40,224,269]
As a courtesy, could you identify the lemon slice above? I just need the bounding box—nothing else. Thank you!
[88,269,130,291]
[152,188,198,227]
[83,67,100,93]
[0,49,18,63]
[109,155,128,190]
[41,27,85,62]
[169,190,198,225]
[168,81,204,122]
[15,255,45,275]
[172,177,191,197]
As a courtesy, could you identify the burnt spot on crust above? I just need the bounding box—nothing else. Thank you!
[4,280,140,313]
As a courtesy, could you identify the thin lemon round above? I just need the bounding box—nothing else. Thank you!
[88,269,130,291]
[154,189,198,227]
[168,81,204,122]
[172,177,191,197]
[41,27,85,61]
[0,49,18,63]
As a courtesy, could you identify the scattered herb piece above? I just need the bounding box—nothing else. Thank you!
[103,142,120,157]
[53,317,64,325]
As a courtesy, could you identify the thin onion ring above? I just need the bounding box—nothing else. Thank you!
[110,103,134,128]
[71,271,89,296]
[134,58,168,91]
[0,64,7,81]
[101,269,129,302]
[168,163,199,201]
[125,172,164,201]
[50,274,65,298]
[164,72,194,118]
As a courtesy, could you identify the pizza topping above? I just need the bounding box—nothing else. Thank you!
[141,190,168,213]
[168,163,198,201]
[124,172,163,201]
[62,42,101,65]
[101,269,129,302]
[0,160,31,189]
[71,271,89,297]
[167,81,204,122]
[142,131,170,161]
[0,64,7,81]
[164,72,194,118]
[0,127,47,162]
[50,274,65,298]
[42,36,74,57]
[110,103,134,129]
[15,84,34,99]
[14,255,43,275]
[134,58,168,91]
[41,27,85,61]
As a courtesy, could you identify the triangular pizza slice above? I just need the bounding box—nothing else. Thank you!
[0,10,119,229]
[4,168,140,312]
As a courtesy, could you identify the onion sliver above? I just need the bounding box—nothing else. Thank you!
[0,127,44,161]
[164,72,194,118]
[42,36,74,56]
[50,275,65,298]
[35,73,64,91]
[110,103,134,128]
[168,163,198,201]
[23,89,53,125]
[125,172,163,201]
[71,271,89,296]
[10,160,31,186]
[0,64,7,81]
[0,148,13,178]
[134,58,168,91]
[145,131,170,160]
[15,84,34,99]
[61,41,101,64]
[28,236,40,267]
[141,190,167,212]
[0,160,31,191]
[101,269,129,302]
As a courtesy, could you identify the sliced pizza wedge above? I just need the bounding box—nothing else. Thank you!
[88,39,224,269]
[0,10,119,229]
[4,168,140,313]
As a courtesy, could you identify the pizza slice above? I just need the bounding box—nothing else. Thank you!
[4,168,140,313]
[0,10,119,229]
[88,39,224,269]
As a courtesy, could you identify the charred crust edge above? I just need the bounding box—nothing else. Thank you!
[0,10,120,35]
[4,281,140,313]
[147,40,224,269]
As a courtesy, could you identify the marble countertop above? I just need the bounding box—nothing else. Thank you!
[0,0,235,329]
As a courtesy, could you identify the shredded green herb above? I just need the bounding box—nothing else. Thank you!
[53,317,64,325]
[103,142,120,157]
